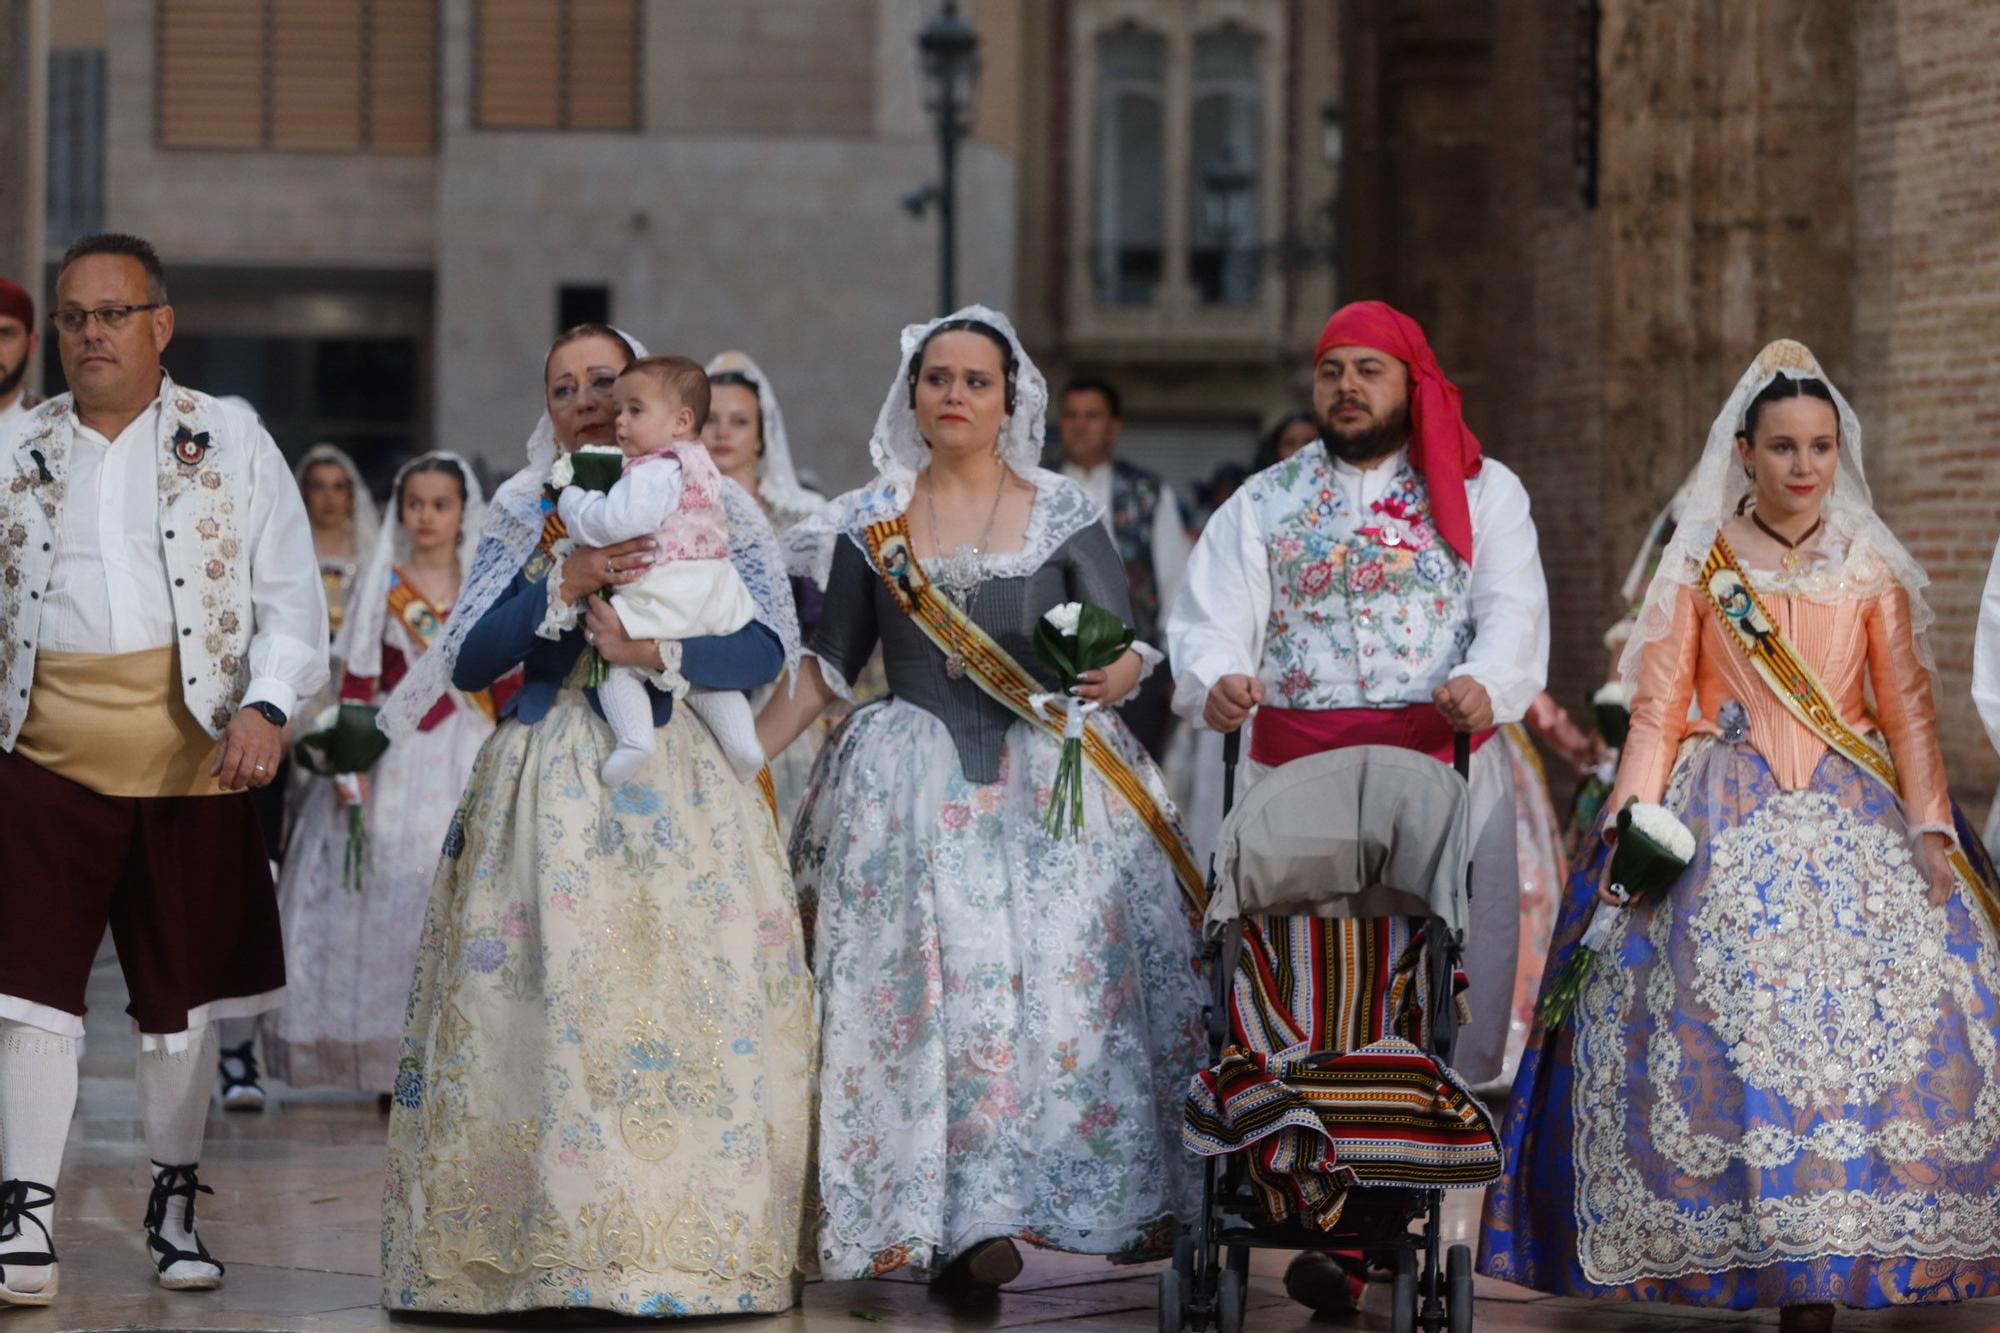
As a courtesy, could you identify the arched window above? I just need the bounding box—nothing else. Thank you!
[1188,24,1263,306]
[1092,24,1167,306]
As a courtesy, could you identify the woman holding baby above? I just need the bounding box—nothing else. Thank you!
[375,324,816,1318]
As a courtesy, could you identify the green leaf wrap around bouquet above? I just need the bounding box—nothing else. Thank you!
[1032,601,1137,838]
[1033,601,1135,686]
[294,703,390,777]
[1594,701,1631,749]
[1537,797,1694,1031]
[567,446,625,493]
[555,445,626,686]
[1606,798,1695,900]
[1591,683,1632,749]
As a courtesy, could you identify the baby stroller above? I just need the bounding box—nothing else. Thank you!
[1163,732,1501,1333]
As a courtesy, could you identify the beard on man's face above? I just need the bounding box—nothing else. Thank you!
[0,354,25,402]
[1317,398,1410,465]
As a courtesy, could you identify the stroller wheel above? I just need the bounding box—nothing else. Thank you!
[1216,1266,1245,1333]
[1446,1244,1473,1333]
[1390,1248,1418,1333]
[1157,1267,1183,1333]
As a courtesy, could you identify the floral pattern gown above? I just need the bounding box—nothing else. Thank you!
[379,550,815,1317]
[1480,535,2000,1310]
[790,480,1207,1280]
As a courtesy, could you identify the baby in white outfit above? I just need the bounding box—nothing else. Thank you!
[555,356,763,787]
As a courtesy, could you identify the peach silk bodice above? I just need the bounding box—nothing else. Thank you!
[1608,570,1952,833]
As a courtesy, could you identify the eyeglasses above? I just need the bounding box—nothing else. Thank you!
[50,303,164,334]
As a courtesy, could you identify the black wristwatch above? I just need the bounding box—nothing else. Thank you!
[244,701,288,729]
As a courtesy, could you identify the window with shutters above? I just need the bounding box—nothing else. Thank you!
[156,0,436,153]
[474,0,640,132]
[1067,0,1287,337]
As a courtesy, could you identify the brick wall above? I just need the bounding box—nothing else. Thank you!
[1851,0,2000,814]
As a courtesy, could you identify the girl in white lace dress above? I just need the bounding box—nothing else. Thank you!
[266,453,499,1093]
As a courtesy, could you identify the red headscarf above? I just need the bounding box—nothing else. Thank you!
[0,277,31,331]
[1314,300,1482,563]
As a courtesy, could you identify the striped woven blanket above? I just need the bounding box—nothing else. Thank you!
[1182,916,1500,1230]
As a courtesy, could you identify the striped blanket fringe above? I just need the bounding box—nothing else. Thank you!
[1182,916,1499,1231]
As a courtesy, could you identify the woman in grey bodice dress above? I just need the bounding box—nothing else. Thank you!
[759,307,1205,1291]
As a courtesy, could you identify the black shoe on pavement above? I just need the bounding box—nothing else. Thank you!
[218,1040,265,1112]
[1283,1251,1364,1316]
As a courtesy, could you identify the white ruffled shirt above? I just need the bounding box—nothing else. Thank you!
[1976,534,2000,757]
[1166,446,1549,727]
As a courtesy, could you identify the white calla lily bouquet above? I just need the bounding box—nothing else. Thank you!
[1030,601,1134,838]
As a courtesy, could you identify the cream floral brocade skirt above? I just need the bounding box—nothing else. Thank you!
[379,684,817,1317]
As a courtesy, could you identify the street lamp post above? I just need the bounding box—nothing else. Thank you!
[916,1,981,316]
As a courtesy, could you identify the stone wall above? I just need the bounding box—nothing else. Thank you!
[1851,0,2000,805]
[431,0,1020,490]
[0,0,46,304]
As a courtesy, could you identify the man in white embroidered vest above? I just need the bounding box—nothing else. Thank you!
[0,234,326,1306]
[1167,299,1547,1314]
[0,277,40,437]
[1056,376,1194,757]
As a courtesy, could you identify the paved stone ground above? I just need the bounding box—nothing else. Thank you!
[12,944,2000,1331]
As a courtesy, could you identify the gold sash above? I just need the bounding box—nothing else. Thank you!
[387,572,499,724]
[862,515,1206,911]
[1700,535,1999,928]
[15,647,227,797]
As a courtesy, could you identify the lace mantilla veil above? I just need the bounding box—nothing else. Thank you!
[782,304,1101,590]
[294,443,380,573]
[1620,338,1939,695]
[379,333,801,739]
[704,350,826,530]
[335,451,486,687]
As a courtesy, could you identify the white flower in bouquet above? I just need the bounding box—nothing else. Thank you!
[1626,800,1696,862]
[547,453,575,488]
[1592,681,1631,708]
[1043,602,1083,637]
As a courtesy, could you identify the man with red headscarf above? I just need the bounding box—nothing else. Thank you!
[0,276,41,436]
[1167,301,1547,1309]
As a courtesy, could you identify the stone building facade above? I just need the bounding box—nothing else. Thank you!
[1342,0,2000,810]
[13,0,1342,502]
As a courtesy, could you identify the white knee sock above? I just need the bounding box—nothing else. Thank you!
[598,665,657,787]
[213,1016,256,1051]
[137,1026,221,1286]
[685,689,765,782]
[0,1021,80,1294]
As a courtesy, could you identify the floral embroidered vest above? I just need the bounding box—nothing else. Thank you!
[635,443,731,562]
[1248,444,1473,710]
[1,379,259,746]
[1110,460,1164,642]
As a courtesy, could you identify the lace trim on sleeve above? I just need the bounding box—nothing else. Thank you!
[535,546,581,641]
